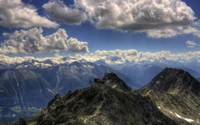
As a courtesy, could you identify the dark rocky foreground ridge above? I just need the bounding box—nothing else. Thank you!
[0,62,139,123]
[3,68,200,125]
[36,73,176,125]
[139,68,200,125]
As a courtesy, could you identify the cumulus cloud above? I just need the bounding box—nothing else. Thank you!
[0,0,58,28]
[74,0,200,38]
[75,0,195,30]
[186,40,198,48]
[43,0,87,25]
[0,28,89,54]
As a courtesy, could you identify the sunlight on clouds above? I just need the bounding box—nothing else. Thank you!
[0,49,200,66]
[0,28,89,54]
[74,0,200,38]
[70,49,200,65]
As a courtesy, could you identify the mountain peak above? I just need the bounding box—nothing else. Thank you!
[139,68,200,124]
[37,73,176,125]
[94,72,131,92]
[144,68,200,95]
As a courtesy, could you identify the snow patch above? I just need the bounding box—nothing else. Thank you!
[112,85,117,88]
[158,106,161,109]
[174,113,195,123]
[168,110,195,123]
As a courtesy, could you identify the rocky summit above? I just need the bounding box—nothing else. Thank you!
[139,68,200,125]
[37,72,176,125]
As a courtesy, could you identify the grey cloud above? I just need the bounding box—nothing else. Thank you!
[43,0,87,25]
[67,38,89,52]
[0,0,58,28]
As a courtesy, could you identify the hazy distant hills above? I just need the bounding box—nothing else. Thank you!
[36,73,176,125]
[139,68,200,125]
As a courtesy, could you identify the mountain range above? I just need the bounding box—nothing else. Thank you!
[1,59,200,124]
[36,73,176,125]
[120,64,200,86]
[0,61,138,123]
[34,68,200,125]
[139,68,200,125]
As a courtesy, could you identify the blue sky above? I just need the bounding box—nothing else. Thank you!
[0,0,200,63]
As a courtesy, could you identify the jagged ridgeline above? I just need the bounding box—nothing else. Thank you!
[139,68,200,125]
[36,73,176,125]
[0,62,139,124]
[4,68,200,125]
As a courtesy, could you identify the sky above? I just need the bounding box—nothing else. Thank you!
[0,0,200,65]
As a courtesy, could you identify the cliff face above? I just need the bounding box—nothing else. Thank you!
[37,73,176,125]
[139,68,200,125]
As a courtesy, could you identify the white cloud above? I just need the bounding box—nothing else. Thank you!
[74,0,200,38]
[0,28,89,54]
[147,29,178,38]
[75,0,195,30]
[70,49,200,65]
[1,49,200,66]
[147,26,200,38]
[186,40,198,48]
[43,0,87,25]
[0,0,58,28]
[66,38,89,52]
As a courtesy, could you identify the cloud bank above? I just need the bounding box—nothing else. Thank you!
[71,49,200,65]
[0,0,58,28]
[43,0,87,25]
[1,49,200,66]
[0,28,89,54]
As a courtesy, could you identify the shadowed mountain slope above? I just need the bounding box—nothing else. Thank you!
[37,73,176,125]
[139,68,200,125]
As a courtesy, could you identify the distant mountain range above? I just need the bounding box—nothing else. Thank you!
[120,64,200,86]
[0,61,139,123]
[1,59,200,124]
